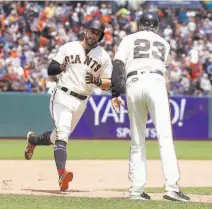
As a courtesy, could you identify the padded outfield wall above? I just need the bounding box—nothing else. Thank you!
[0,92,211,139]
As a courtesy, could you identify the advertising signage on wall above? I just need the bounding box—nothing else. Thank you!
[71,95,209,140]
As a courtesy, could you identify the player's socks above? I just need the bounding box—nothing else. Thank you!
[28,131,52,145]
[58,169,66,177]
[54,140,67,177]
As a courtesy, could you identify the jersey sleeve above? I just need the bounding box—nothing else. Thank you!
[113,37,129,64]
[52,45,66,64]
[100,54,112,79]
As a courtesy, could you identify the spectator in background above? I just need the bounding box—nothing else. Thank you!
[200,73,212,95]
[0,1,211,96]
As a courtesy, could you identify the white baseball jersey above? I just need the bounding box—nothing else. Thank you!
[52,41,112,95]
[114,31,170,75]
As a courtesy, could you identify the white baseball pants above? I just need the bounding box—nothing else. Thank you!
[126,72,180,197]
[49,88,88,144]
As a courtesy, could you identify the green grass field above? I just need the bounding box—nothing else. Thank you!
[1,139,212,209]
[1,192,212,209]
[108,187,212,195]
[0,140,212,160]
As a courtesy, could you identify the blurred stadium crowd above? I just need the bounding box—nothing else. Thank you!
[0,1,211,96]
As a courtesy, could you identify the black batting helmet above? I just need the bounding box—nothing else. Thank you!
[84,19,105,42]
[137,12,159,33]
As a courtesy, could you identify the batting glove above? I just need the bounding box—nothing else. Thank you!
[85,71,102,86]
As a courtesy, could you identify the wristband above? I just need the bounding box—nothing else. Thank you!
[96,79,102,86]
[112,92,120,98]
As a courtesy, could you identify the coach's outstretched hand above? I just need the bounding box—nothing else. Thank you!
[111,96,125,113]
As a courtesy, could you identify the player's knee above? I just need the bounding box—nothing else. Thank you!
[50,131,57,144]
[51,129,70,144]
[50,134,68,145]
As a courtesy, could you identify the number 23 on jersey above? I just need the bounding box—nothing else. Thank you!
[134,39,166,62]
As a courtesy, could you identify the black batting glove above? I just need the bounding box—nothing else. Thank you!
[85,71,102,86]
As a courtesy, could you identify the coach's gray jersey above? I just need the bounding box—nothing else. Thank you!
[114,31,170,75]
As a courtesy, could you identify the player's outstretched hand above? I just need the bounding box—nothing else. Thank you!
[85,71,100,85]
[111,96,124,113]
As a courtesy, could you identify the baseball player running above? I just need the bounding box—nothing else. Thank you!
[24,19,112,191]
[111,12,190,202]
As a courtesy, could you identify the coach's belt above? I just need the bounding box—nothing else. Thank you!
[127,70,163,79]
[60,87,87,100]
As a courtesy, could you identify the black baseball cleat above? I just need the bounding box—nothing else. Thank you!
[163,191,190,202]
[24,131,37,160]
[130,192,151,200]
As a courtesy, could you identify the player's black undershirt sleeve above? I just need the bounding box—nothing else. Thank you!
[48,60,62,76]
[111,59,126,98]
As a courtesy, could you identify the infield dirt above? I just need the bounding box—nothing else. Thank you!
[1,160,212,203]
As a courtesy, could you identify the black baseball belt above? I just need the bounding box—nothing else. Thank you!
[127,70,163,79]
[60,87,87,100]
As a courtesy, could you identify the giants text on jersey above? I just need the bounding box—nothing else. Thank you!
[53,41,112,95]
